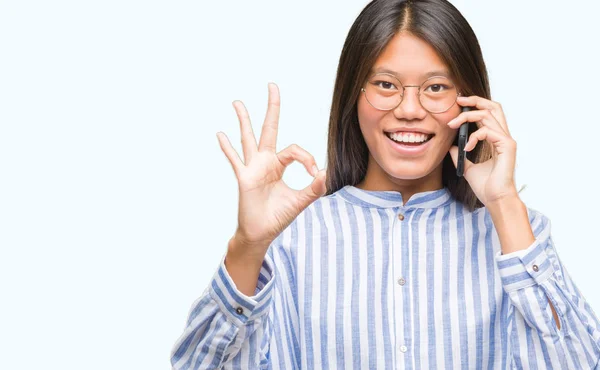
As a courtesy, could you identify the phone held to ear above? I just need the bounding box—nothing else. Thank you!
[456,106,472,177]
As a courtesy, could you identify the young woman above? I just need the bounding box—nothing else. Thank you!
[171,0,600,368]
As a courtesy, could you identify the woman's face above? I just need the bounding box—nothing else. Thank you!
[357,32,461,189]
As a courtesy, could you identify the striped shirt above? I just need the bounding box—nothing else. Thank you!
[171,185,600,369]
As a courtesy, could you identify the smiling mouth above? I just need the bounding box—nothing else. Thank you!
[384,131,435,145]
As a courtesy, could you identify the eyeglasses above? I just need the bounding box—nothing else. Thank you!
[361,72,461,114]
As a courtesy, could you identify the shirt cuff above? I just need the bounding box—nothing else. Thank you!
[208,253,275,326]
[495,238,555,293]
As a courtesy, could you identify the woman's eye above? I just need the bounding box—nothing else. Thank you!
[426,84,450,93]
[374,81,397,90]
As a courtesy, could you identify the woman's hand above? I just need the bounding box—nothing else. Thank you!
[447,95,519,207]
[217,82,327,259]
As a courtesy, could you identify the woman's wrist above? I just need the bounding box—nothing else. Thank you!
[223,235,270,296]
[487,195,535,255]
[227,233,270,265]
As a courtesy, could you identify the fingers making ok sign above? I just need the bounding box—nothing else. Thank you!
[217,83,327,253]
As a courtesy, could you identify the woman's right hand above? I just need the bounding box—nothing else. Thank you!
[217,82,327,260]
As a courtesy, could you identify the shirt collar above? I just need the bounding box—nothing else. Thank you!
[336,185,454,209]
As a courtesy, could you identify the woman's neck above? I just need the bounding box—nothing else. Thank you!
[355,155,444,206]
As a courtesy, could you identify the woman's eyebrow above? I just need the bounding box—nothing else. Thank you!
[371,67,450,79]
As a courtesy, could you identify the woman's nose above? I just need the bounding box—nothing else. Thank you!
[393,86,427,119]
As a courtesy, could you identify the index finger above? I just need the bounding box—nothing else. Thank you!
[457,95,509,135]
[258,82,281,152]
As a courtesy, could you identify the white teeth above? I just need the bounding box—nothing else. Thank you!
[388,132,431,143]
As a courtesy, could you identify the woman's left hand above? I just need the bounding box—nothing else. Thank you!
[447,95,520,207]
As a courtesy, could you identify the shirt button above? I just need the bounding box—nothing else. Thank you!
[532,264,539,272]
[400,345,408,353]
[397,277,406,286]
[398,213,405,221]
[235,307,244,315]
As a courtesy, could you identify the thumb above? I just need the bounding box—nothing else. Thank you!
[297,169,327,209]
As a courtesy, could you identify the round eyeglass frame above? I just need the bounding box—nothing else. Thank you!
[360,73,462,114]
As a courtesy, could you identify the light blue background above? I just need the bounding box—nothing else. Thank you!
[1,1,598,369]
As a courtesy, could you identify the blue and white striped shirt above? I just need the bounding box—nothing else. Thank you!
[171,185,600,369]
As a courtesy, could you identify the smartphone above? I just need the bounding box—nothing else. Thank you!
[456,106,472,177]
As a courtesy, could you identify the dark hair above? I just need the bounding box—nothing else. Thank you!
[324,0,493,212]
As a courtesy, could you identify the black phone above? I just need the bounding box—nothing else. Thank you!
[456,106,472,177]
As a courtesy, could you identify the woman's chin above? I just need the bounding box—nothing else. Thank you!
[384,161,434,180]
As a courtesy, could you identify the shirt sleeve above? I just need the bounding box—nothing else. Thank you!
[170,247,276,369]
[495,208,600,369]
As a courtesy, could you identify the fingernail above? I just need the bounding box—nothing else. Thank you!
[312,165,318,176]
